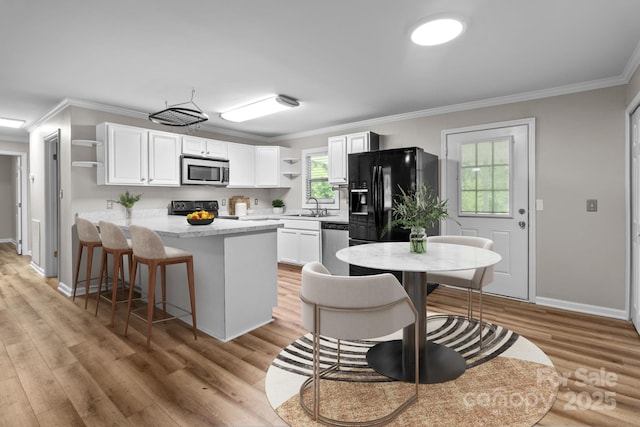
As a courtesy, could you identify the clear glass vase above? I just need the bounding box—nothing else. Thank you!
[409,227,427,253]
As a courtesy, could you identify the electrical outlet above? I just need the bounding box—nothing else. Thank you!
[586,199,598,212]
[254,198,258,205]
[221,199,226,206]
[107,200,113,209]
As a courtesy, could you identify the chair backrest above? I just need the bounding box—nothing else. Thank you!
[99,221,129,250]
[427,235,494,285]
[75,217,101,243]
[301,262,416,340]
[129,225,166,259]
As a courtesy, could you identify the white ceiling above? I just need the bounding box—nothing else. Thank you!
[2,0,640,142]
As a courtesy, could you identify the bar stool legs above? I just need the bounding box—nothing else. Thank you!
[72,240,102,309]
[124,254,197,350]
[95,247,133,326]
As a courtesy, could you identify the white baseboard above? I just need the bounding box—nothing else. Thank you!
[58,278,103,298]
[0,238,15,244]
[29,261,45,276]
[535,296,628,320]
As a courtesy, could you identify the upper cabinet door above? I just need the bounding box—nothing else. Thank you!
[328,135,348,184]
[255,146,280,187]
[205,139,228,159]
[106,124,148,185]
[347,132,370,154]
[182,135,207,156]
[227,142,255,187]
[148,131,181,186]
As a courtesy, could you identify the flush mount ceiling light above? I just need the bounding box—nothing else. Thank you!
[0,117,26,128]
[411,16,465,46]
[220,95,300,122]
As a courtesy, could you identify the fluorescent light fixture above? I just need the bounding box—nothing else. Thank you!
[411,17,465,46]
[220,95,299,122]
[0,117,26,128]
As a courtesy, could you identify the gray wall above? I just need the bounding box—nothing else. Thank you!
[279,86,628,313]
[27,84,635,316]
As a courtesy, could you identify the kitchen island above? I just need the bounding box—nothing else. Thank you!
[80,213,282,342]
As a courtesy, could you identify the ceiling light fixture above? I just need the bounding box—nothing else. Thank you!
[411,16,465,46]
[0,117,26,128]
[220,95,300,122]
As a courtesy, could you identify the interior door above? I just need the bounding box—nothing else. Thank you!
[443,120,533,300]
[630,107,640,334]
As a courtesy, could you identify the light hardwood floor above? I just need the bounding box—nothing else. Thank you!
[0,242,639,426]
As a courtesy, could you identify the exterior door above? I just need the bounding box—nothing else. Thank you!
[443,119,534,300]
[630,106,640,334]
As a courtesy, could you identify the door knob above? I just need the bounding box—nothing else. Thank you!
[518,221,526,229]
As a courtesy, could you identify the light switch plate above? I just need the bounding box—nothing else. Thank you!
[536,199,544,211]
[586,199,598,212]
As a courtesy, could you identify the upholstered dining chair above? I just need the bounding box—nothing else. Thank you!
[426,235,494,348]
[300,262,419,426]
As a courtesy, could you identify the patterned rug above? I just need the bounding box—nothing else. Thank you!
[266,314,559,426]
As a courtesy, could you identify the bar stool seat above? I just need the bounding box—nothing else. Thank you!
[73,217,102,309]
[95,220,133,326]
[124,225,197,350]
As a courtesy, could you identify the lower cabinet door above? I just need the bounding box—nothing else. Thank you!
[277,229,299,263]
[298,230,321,264]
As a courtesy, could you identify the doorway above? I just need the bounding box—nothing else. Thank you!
[0,151,28,255]
[442,118,536,301]
[44,130,60,278]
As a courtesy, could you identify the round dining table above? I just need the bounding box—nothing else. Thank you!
[336,241,502,384]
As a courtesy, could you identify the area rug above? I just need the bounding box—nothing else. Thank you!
[266,314,559,426]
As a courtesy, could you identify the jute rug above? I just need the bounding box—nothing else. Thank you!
[266,314,559,426]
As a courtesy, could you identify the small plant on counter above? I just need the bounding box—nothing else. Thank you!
[116,190,142,208]
[272,199,285,208]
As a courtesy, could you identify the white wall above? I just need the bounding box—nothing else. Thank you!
[279,86,628,313]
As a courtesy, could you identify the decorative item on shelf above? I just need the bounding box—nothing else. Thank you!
[115,190,142,220]
[272,199,285,214]
[186,210,214,225]
[382,183,454,253]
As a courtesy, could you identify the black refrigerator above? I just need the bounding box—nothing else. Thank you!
[348,147,439,281]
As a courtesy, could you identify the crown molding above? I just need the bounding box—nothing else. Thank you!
[623,39,640,82]
[276,75,629,142]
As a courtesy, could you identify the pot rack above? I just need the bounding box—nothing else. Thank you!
[148,89,209,127]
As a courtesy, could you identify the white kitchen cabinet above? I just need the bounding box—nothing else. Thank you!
[96,123,180,186]
[328,131,379,184]
[255,146,293,188]
[277,219,321,265]
[227,142,255,187]
[182,135,228,159]
[148,131,181,186]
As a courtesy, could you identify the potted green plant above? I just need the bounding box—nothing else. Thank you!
[116,190,142,219]
[272,199,285,214]
[383,183,453,253]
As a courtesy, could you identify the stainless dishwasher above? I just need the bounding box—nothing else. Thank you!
[321,222,349,275]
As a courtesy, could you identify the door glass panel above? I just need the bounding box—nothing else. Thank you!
[459,137,512,216]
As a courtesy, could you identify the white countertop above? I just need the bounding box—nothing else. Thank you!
[78,210,282,238]
[336,241,502,272]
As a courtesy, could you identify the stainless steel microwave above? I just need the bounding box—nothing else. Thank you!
[181,156,229,186]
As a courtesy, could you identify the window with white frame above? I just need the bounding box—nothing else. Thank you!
[301,147,339,210]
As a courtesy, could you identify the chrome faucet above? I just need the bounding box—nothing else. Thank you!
[308,197,320,216]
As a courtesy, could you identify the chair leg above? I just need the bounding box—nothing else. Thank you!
[84,244,95,309]
[110,252,121,327]
[124,258,138,338]
[478,287,484,350]
[161,264,167,317]
[186,257,197,340]
[146,263,157,350]
[467,289,472,319]
[73,243,83,301]
[95,250,108,316]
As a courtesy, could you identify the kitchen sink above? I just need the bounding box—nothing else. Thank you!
[282,212,337,218]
